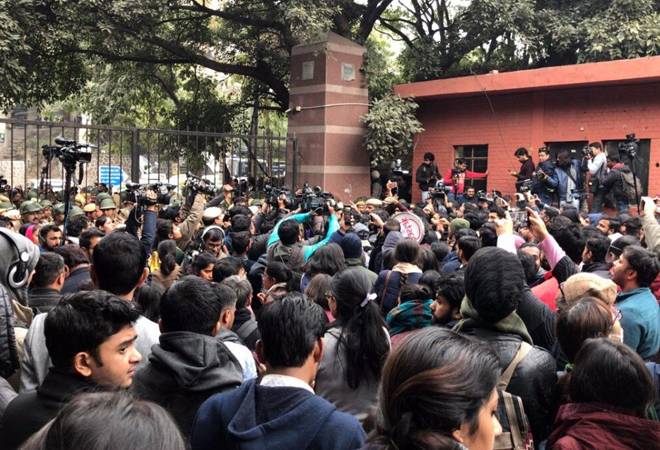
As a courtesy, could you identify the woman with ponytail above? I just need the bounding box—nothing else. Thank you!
[150,239,181,290]
[373,239,423,316]
[366,328,502,450]
[315,267,390,422]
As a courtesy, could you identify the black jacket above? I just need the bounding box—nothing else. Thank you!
[61,266,92,294]
[415,162,439,191]
[458,326,558,444]
[131,331,244,438]
[0,370,100,450]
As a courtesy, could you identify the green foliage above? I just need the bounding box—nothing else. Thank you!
[361,95,424,165]
[384,0,660,82]
[363,35,403,100]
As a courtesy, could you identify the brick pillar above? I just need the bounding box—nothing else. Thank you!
[288,32,371,201]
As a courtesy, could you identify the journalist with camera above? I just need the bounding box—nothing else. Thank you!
[554,150,586,210]
[415,152,440,203]
[584,141,608,212]
[531,147,558,205]
[510,147,535,192]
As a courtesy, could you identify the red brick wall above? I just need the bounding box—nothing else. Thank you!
[411,82,660,201]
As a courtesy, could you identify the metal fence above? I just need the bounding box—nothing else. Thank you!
[0,118,298,195]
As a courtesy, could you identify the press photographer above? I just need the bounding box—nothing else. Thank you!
[584,141,607,212]
[554,150,586,209]
[532,147,558,205]
[510,147,535,192]
[415,152,439,203]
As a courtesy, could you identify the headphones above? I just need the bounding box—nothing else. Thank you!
[0,229,31,290]
[201,225,225,243]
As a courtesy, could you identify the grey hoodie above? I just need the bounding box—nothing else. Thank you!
[132,331,244,437]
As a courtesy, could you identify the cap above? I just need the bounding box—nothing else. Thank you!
[203,207,223,221]
[40,199,53,209]
[3,209,20,220]
[68,206,85,218]
[96,192,111,203]
[53,203,65,215]
[74,193,86,206]
[365,198,383,207]
[83,203,97,213]
[450,218,470,235]
[99,198,117,210]
[20,201,42,215]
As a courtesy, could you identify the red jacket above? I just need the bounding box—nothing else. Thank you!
[443,168,487,194]
[548,403,660,450]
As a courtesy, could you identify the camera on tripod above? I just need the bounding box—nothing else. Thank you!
[41,137,93,166]
[618,133,639,159]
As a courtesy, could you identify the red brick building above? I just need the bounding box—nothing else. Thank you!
[394,56,660,202]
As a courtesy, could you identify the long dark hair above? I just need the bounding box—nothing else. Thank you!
[157,239,178,276]
[371,328,500,449]
[330,268,389,390]
[570,338,655,418]
[305,243,345,277]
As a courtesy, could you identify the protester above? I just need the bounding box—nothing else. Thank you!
[373,239,422,315]
[19,392,186,450]
[415,152,440,203]
[27,253,65,314]
[1,291,142,449]
[132,276,244,437]
[221,275,260,351]
[366,328,501,450]
[190,293,366,450]
[548,338,660,449]
[386,283,434,348]
[54,245,93,294]
[191,251,216,281]
[316,268,390,421]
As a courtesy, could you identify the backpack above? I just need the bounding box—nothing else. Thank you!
[620,170,643,203]
[494,342,535,450]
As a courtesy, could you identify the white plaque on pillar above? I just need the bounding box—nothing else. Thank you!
[302,61,314,80]
[341,63,355,81]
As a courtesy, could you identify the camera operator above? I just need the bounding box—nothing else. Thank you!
[443,158,488,202]
[532,147,558,205]
[584,141,607,212]
[462,186,478,205]
[601,155,630,213]
[554,150,586,210]
[415,152,440,203]
[510,147,535,192]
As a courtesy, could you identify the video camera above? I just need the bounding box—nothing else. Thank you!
[264,185,293,208]
[41,137,93,166]
[430,179,452,198]
[184,173,216,196]
[618,133,639,159]
[298,184,334,213]
[124,182,172,207]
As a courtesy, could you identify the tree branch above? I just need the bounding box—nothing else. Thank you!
[379,19,416,48]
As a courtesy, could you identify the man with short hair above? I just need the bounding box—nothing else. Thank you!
[444,158,488,199]
[191,293,366,450]
[20,232,160,391]
[532,147,558,205]
[54,245,93,294]
[27,253,65,314]
[581,235,611,278]
[429,272,464,326]
[79,227,104,260]
[456,235,481,269]
[222,275,260,351]
[554,150,585,210]
[1,291,142,449]
[601,155,630,213]
[510,147,535,192]
[132,276,244,437]
[610,245,660,359]
[415,151,439,203]
[38,224,62,252]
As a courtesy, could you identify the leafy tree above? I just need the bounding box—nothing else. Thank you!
[361,94,424,165]
[1,0,395,112]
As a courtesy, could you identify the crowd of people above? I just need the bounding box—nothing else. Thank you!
[0,161,658,450]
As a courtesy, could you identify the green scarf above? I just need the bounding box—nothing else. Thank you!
[455,296,533,344]
[386,299,434,337]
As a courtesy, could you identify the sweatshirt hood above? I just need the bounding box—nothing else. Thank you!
[383,231,403,251]
[150,331,243,391]
[223,379,336,449]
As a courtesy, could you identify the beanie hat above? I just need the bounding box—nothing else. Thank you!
[450,218,470,235]
[465,247,525,323]
[340,233,363,260]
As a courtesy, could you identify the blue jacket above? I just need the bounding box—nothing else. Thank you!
[617,287,660,360]
[555,160,585,203]
[190,378,366,450]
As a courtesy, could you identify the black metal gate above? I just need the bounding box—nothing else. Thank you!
[0,118,298,195]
